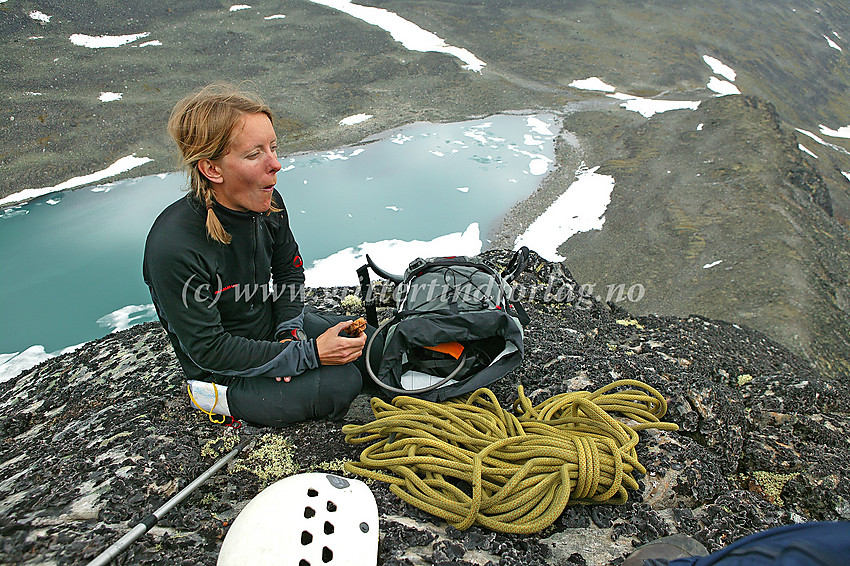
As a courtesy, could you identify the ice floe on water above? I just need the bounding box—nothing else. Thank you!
[527,116,554,136]
[514,165,615,262]
[308,0,485,71]
[528,159,549,176]
[608,93,700,118]
[569,77,616,93]
[819,124,850,138]
[99,92,123,102]
[304,223,482,286]
[340,113,373,126]
[0,154,152,206]
[0,343,84,383]
[97,304,156,334]
[391,133,413,145]
[70,32,150,48]
[28,11,51,23]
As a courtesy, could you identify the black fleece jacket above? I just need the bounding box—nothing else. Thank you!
[143,191,319,382]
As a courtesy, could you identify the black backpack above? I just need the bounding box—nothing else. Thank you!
[356,248,530,402]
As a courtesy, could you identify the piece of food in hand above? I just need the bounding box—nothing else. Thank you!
[344,318,367,335]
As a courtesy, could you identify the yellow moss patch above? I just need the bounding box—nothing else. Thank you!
[313,458,352,475]
[201,434,240,459]
[737,374,754,386]
[340,294,362,311]
[746,470,799,506]
[231,434,299,486]
[616,318,644,330]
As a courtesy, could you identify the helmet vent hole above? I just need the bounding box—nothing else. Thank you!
[307,488,319,497]
[304,506,316,518]
[324,521,334,535]
[301,531,313,545]
[299,561,310,566]
[326,501,337,512]
[322,547,333,563]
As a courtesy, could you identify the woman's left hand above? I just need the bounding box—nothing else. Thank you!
[315,321,367,365]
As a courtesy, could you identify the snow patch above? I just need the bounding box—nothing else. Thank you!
[824,35,842,51]
[514,165,615,261]
[819,124,850,138]
[70,32,150,48]
[0,343,84,383]
[340,113,373,126]
[98,92,123,102]
[230,4,251,11]
[608,93,700,118]
[28,11,52,23]
[0,154,152,206]
[702,55,737,81]
[798,144,818,159]
[707,77,740,96]
[796,129,850,157]
[308,0,485,71]
[703,260,723,269]
[569,77,616,92]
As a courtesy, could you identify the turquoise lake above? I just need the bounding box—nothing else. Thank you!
[0,114,558,379]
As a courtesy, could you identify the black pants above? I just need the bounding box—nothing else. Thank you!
[223,309,382,427]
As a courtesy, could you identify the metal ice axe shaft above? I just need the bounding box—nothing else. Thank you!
[86,436,251,566]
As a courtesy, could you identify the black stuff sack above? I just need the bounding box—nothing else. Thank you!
[357,249,529,402]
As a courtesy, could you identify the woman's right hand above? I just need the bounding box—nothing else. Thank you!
[315,320,366,365]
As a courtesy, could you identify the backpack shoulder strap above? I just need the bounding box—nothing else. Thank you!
[357,254,405,328]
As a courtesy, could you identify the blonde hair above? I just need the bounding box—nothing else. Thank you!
[168,83,279,244]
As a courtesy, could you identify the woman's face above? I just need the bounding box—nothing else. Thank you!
[211,112,281,213]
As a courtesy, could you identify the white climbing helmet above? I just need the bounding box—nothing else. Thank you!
[218,473,379,566]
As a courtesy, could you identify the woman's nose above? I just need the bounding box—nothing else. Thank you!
[269,152,282,172]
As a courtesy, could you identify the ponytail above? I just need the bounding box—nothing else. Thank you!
[202,188,232,245]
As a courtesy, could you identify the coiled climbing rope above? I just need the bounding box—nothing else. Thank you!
[342,379,679,534]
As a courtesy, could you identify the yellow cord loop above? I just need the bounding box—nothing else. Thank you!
[342,379,679,534]
[186,383,226,425]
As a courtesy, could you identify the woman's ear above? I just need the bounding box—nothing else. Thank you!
[198,159,223,184]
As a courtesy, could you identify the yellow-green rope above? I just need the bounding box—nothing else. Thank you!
[342,379,679,534]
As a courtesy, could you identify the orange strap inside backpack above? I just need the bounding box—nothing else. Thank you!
[423,341,465,359]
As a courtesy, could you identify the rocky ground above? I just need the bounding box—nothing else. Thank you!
[1,252,847,565]
[3,0,850,380]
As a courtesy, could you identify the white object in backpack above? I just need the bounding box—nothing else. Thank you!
[218,473,379,566]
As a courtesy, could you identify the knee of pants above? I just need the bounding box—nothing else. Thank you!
[317,364,363,419]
